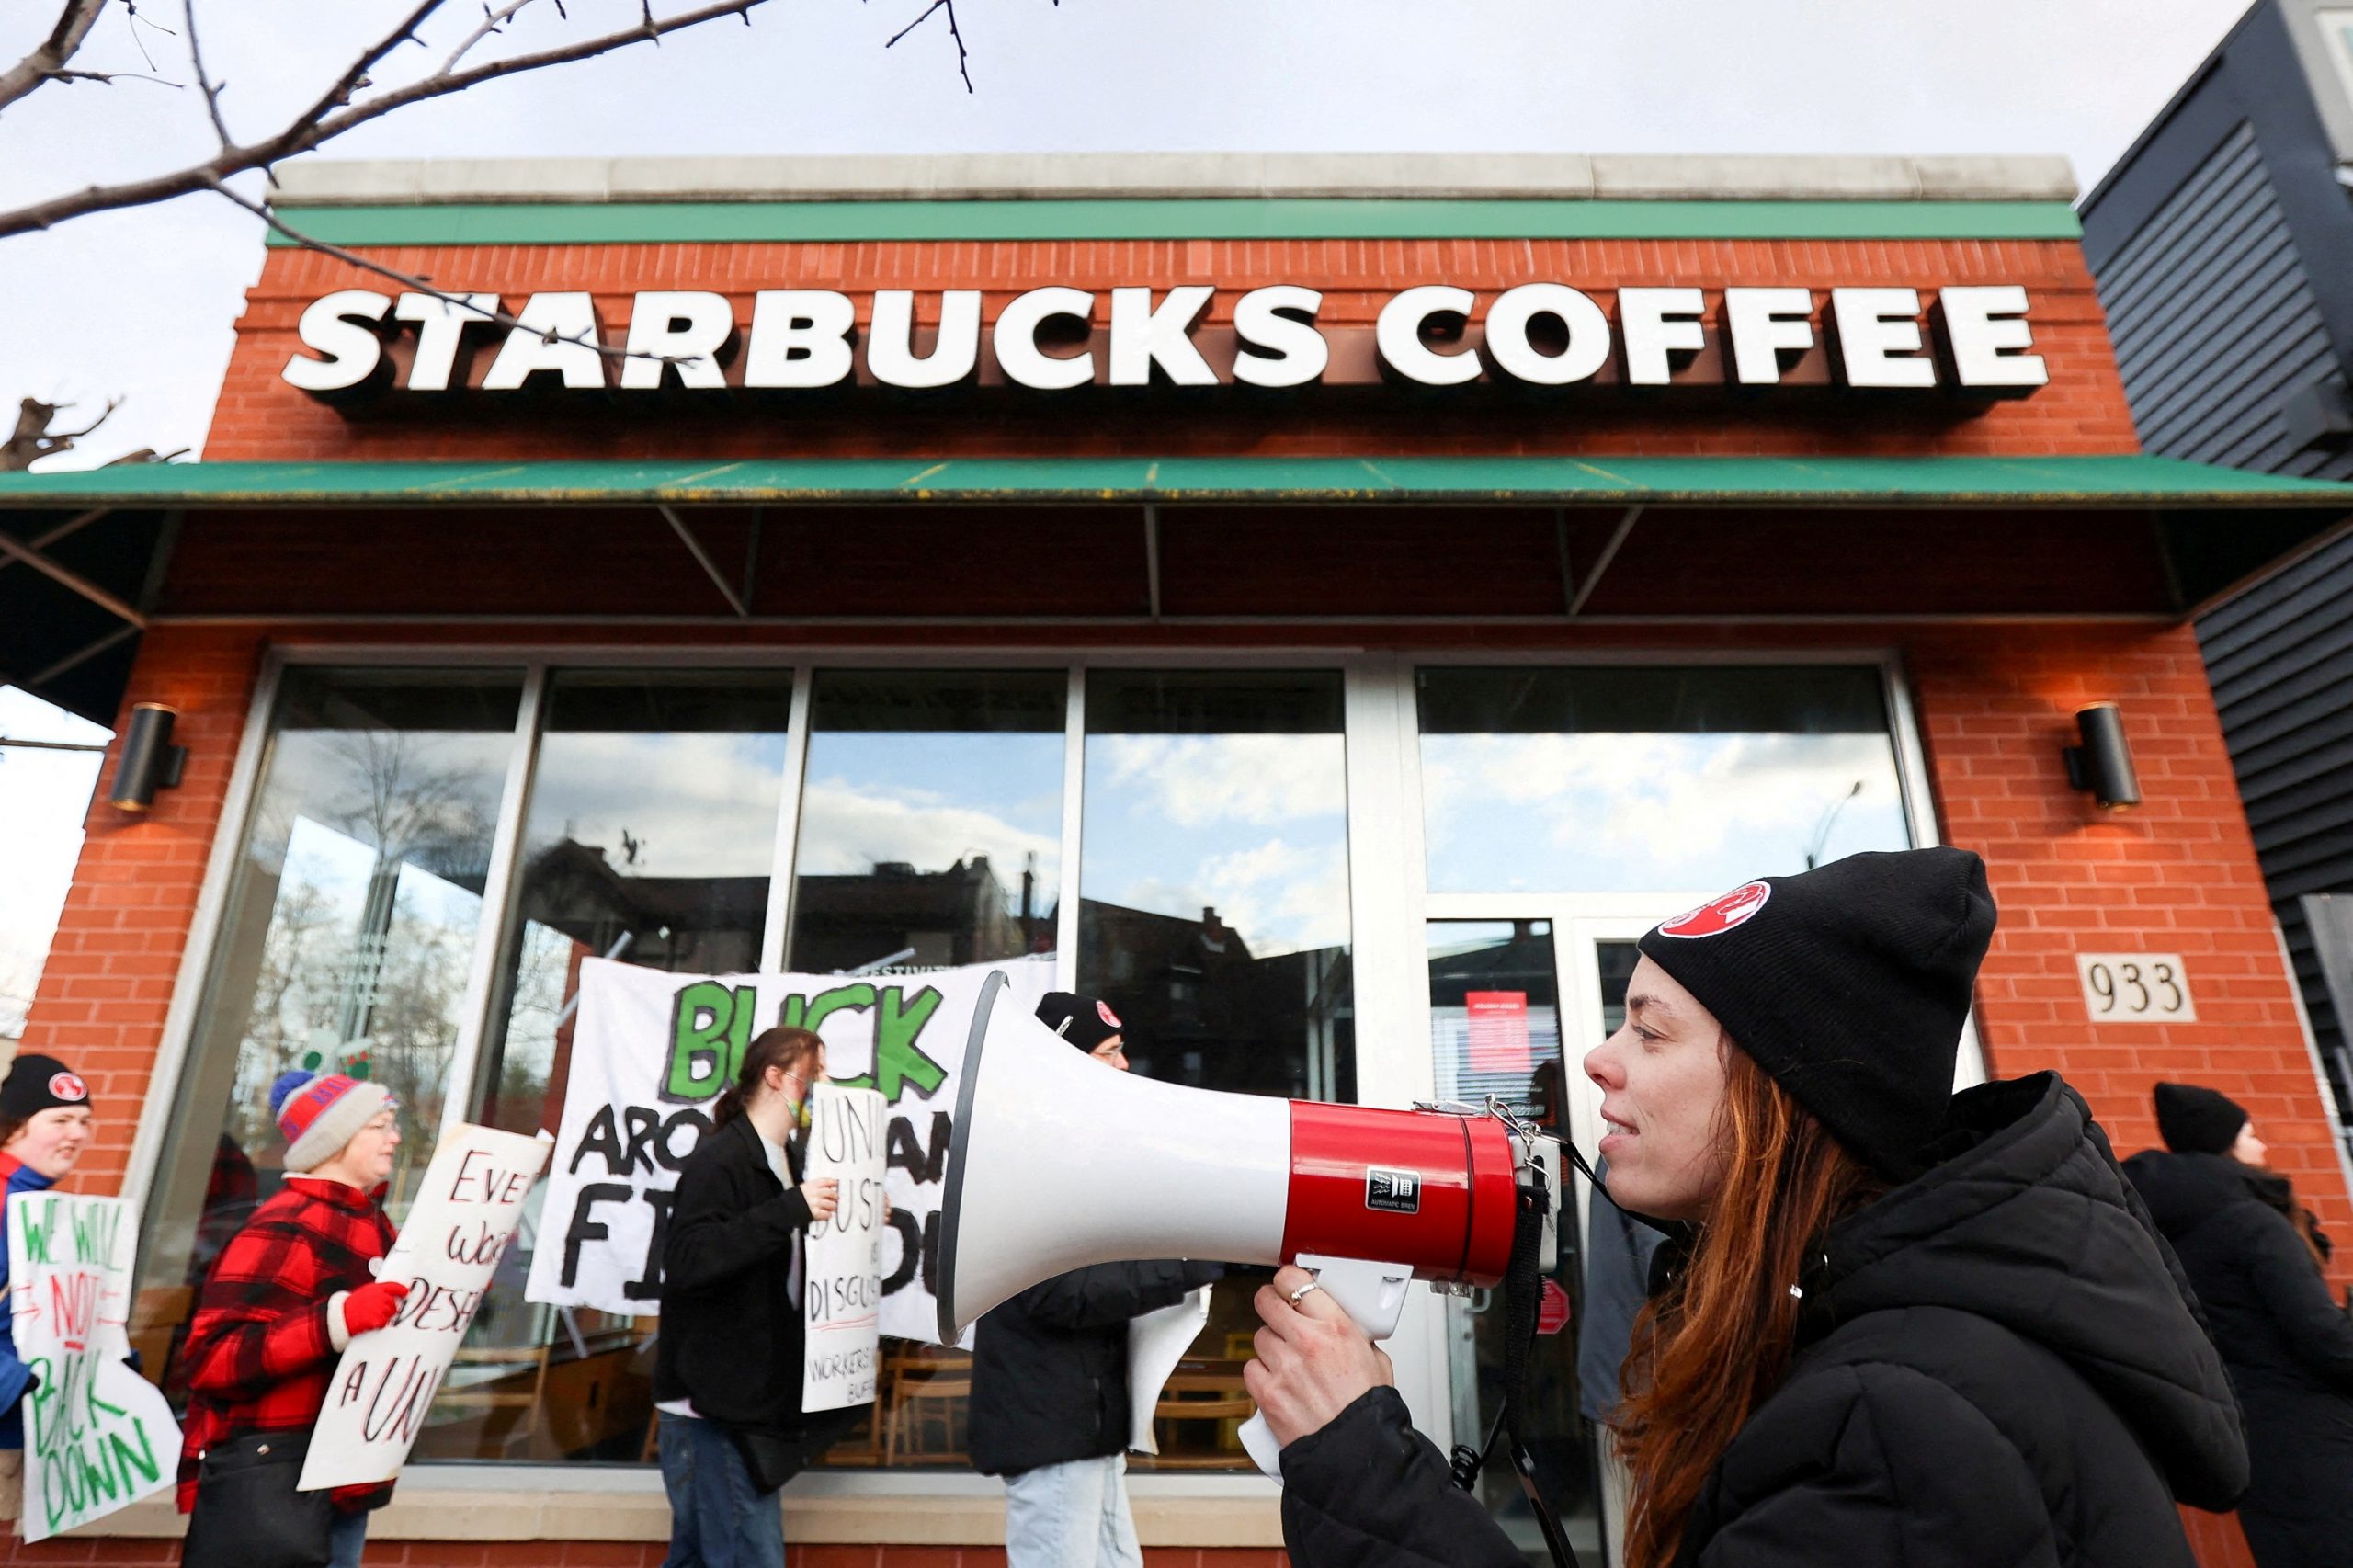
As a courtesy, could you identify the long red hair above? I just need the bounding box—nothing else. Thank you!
[1615,1043,1886,1568]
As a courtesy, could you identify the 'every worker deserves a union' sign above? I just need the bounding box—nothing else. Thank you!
[300,1122,551,1491]
[6,1192,181,1542]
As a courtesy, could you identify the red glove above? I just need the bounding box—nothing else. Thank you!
[340,1280,410,1337]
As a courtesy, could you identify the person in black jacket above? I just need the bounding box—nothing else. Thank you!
[2126,1082,2353,1568]
[1247,848,2249,1568]
[655,1026,840,1568]
[967,991,1222,1568]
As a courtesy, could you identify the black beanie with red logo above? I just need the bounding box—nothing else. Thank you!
[0,1054,90,1120]
[1635,846,1997,1182]
[1036,991,1123,1051]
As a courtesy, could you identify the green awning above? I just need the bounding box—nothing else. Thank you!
[2,454,2347,507]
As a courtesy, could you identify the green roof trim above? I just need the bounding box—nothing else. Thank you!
[0,456,2342,507]
[263,198,2084,248]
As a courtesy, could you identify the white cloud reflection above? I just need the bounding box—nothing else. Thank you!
[1421,730,1911,893]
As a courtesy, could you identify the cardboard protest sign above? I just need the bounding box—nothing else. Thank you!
[6,1193,181,1541]
[526,956,1051,1345]
[300,1123,551,1491]
[801,1083,887,1412]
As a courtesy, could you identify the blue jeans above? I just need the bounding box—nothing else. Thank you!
[657,1411,786,1568]
[1003,1454,1142,1568]
[328,1507,369,1568]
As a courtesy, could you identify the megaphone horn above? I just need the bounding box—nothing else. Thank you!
[936,970,1523,1344]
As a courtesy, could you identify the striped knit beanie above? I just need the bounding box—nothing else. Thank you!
[270,1070,395,1174]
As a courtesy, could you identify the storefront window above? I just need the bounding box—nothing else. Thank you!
[788,670,1065,974]
[1417,665,1913,893]
[1078,669,1352,1471]
[133,667,523,1399]
[418,670,796,1465]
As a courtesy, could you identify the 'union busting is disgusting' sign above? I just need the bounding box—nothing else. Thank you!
[525,956,1051,1346]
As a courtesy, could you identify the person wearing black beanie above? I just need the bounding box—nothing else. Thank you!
[1251,847,2249,1568]
[2128,1085,2352,1568]
[2153,1082,2256,1159]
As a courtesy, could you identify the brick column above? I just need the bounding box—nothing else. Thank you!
[17,628,268,1198]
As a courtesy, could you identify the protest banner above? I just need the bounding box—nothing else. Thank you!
[6,1192,180,1541]
[525,955,1051,1345]
[300,1123,551,1491]
[801,1083,887,1412]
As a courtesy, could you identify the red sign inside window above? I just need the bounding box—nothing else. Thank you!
[1538,1278,1572,1336]
[1465,990,1532,1073]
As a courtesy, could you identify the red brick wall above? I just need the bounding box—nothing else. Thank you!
[1908,620,2353,1272]
[202,235,2135,462]
[16,628,267,1196]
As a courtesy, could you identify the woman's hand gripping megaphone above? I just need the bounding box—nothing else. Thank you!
[1246,1263,1400,1448]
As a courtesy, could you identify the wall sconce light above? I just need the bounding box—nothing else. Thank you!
[108,703,188,812]
[2063,703,2140,811]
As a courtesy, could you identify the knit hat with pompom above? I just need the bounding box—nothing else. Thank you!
[270,1070,395,1174]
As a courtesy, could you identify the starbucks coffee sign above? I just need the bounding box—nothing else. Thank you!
[281,282,2049,399]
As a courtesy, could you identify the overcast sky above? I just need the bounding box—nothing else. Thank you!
[0,0,2255,467]
[0,0,2258,1025]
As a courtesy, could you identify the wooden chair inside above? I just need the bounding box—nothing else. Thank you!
[1139,1368,1256,1470]
[438,1343,552,1456]
[882,1348,973,1466]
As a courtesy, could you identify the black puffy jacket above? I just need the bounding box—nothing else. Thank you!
[967,1259,1219,1477]
[2126,1148,2353,1568]
[654,1114,819,1431]
[1279,1073,2248,1568]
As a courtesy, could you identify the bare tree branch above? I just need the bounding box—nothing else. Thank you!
[440,0,539,74]
[209,178,700,369]
[0,0,765,241]
[0,0,113,116]
[179,0,231,147]
[39,66,178,89]
[885,0,971,94]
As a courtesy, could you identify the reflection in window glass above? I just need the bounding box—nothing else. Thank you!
[415,672,795,1466]
[1080,671,1353,1101]
[1080,671,1353,1473]
[131,668,521,1405]
[1426,921,1601,1562]
[1417,665,1911,893]
[789,671,1064,975]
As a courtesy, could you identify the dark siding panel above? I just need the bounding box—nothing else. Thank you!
[2100,125,2344,472]
[2199,528,2353,1090]
[2100,119,2353,1106]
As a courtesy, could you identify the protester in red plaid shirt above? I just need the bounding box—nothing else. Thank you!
[177,1071,409,1568]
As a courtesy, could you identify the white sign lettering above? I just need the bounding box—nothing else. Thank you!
[285,283,2049,398]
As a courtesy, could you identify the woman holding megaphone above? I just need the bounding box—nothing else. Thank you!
[654,1025,840,1568]
[1252,848,2251,1568]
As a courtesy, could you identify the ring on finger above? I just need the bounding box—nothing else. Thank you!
[1287,1280,1323,1305]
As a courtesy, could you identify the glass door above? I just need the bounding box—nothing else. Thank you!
[1426,904,1677,1568]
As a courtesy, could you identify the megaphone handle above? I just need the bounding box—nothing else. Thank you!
[1243,1255,1416,1482]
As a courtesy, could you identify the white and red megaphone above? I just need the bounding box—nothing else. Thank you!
[936,970,1559,1475]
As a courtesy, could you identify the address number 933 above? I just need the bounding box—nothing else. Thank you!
[2075,952,2197,1023]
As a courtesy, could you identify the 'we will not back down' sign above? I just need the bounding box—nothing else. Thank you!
[6,1193,182,1542]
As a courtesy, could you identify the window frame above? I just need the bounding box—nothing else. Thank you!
[121,640,1948,1498]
